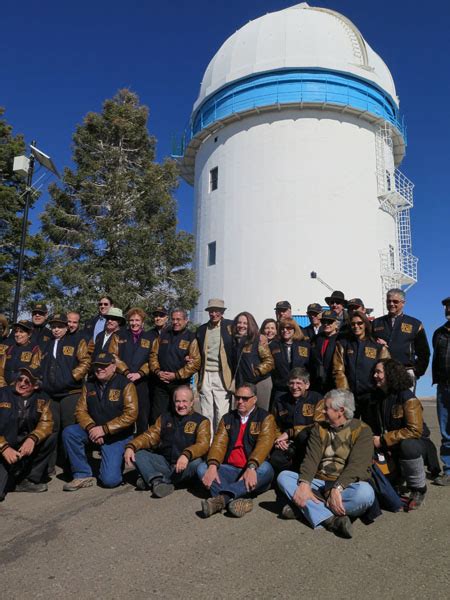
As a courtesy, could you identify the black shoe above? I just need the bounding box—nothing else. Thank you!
[15,479,48,493]
[152,481,175,498]
[135,476,148,491]
[322,515,353,539]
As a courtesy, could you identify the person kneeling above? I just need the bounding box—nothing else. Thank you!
[62,353,137,491]
[0,368,56,500]
[277,389,375,538]
[124,385,210,497]
[197,383,275,518]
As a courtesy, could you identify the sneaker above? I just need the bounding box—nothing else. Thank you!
[227,498,253,518]
[408,489,426,510]
[322,515,353,539]
[15,479,48,493]
[280,503,299,520]
[152,481,175,498]
[433,474,450,487]
[201,495,226,518]
[63,477,96,492]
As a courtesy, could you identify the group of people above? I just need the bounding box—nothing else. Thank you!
[1,289,449,539]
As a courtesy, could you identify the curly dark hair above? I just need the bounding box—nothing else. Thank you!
[376,358,413,393]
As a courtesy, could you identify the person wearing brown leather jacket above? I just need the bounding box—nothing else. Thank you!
[0,367,55,499]
[197,382,275,518]
[124,385,210,497]
[62,352,138,491]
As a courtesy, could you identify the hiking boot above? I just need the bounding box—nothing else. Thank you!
[201,495,226,518]
[63,477,96,492]
[15,479,48,493]
[322,515,353,539]
[280,503,299,520]
[152,481,175,498]
[408,489,426,510]
[227,498,253,518]
[433,474,450,487]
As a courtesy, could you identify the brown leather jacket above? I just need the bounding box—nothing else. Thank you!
[0,397,53,453]
[207,409,276,468]
[75,378,138,436]
[127,411,210,461]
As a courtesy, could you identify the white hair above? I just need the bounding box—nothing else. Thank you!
[325,389,355,419]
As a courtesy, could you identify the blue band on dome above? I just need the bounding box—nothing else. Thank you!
[190,69,405,141]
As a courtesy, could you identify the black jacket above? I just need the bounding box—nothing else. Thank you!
[31,325,52,350]
[41,334,90,397]
[372,313,430,377]
[157,412,209,464]
[270,339,311,393]
[432,324,450,384]
[310,333,339,393]
[0,341,41,386]
[272,390,323,438]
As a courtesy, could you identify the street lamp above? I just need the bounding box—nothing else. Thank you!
[310,271,335,293]
[12,142,59,322]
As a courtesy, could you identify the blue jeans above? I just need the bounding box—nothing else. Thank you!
[62,424,131,488]
[437,383,450,474]
[197,461,274,500]
[134,450,201,486]
[277,470,375,528]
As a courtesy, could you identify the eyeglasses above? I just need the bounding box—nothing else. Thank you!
[281,327,294,331]
[330,301,343,306]
[17,376,32,385]
[153,313,166,317]
[322,320,335,325]
[234,395,254,401]
[387,299,403,305]
[351,321,364,327]
[98,302,110,307]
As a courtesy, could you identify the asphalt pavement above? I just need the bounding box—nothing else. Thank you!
[1,402,449,600]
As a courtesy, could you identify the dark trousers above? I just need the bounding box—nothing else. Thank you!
[0,434,57,499]
[269,428,311,474]
[49,392,80,470]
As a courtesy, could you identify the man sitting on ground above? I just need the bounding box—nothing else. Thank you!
[124,385,210,497]
[0,368,55,500]
[277,389,375,538]
[62,353,137,491]
[197,382,275,518]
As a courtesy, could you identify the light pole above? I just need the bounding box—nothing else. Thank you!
[12,142,59,322]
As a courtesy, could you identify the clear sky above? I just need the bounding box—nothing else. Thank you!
[2,0,449,395]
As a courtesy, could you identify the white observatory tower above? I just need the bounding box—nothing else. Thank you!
[176,2,417,324]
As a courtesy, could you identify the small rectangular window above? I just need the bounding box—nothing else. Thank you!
[210,166,218,191]
[207,241,216,266]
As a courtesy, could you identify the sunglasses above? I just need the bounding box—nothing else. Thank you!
[234,395,254,401]
[281,327,294,331]
[17,376,32,384]
[98,303,110,306]
[387,300,403,305]
[153,313,166,318]
[351,321,365,326]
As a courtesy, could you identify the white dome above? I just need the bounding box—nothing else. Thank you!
[194,3,397,112]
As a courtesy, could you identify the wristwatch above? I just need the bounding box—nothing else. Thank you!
[247,464,257,470]
[333,483,344,493]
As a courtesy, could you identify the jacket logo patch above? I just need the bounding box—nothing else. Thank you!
[63,346,74,356]
[140,339,150,349]
[108,389,121,402]
[225,424,231,430]
[37,399,46,412]
[392,404,404,419]
[346,349,354,354]
[250,422,260,435]
[298,347,308,357]
[184,421,197,434]
[0,402,11,409]
[118,339,127,344]
[365,347,377,359]
[0,344,8,355]
[401,323,413,334]
[302,403,314,417]
[373,327,384,332]
[88,391,97,396]
[179,340,190,350]
[20,351,32,362]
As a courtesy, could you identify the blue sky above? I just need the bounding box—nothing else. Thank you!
[2,0,449,395]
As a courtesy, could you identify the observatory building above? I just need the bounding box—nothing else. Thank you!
[175,2,417,324]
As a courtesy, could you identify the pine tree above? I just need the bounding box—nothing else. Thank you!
[40,89,197,317]
[0,108,42,315]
